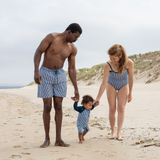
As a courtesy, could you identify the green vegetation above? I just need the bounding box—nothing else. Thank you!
[27,81,36,86]
[28,50,160,86]
[76,63,105,81]
[134,61,151,70]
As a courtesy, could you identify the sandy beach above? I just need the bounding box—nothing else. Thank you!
[0,82,160,160]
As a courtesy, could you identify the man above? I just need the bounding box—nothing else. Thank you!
[34,23,82,147]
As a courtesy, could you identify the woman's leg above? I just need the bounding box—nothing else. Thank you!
[117,84,128,140]
[106,83,117,139]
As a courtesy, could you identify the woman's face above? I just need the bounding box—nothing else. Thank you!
[109,55,121,64]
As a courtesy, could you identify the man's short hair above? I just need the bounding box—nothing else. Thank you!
[66,23,82,34]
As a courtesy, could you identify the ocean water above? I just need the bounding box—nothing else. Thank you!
[0,86,24,89]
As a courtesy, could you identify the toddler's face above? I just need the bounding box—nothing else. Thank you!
[83,101,93,110]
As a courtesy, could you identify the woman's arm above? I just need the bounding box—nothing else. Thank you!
[127,59,134,102]
[95,63,110,106]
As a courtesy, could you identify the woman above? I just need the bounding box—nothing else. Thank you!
[95,44,134,140]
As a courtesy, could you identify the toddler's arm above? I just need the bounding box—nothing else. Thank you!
[73,102,84,113]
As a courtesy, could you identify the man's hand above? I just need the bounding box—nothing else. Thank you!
[72,89,79,102]
[71,97,78,102]
[34,71,42,85]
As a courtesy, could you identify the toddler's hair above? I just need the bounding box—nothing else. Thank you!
[81,95,94,105]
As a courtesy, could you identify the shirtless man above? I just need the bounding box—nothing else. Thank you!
[34,23,82,147]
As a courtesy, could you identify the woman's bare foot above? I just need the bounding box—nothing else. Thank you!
[55,139,70,147]
[40,140,50,148]
[108,133,116,139]
[116,135,124,141]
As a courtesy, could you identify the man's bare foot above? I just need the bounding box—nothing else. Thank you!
[108,133,116,139]
[55,140,70,147]
[40,140,50,148]
[82,137,85,141]
[79,141,83,144]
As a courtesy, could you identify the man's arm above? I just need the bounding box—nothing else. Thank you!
[34,34,53,85]
[68,45,79,101]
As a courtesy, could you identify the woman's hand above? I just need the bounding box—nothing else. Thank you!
[128,93,132,103]
[94,99,100,107]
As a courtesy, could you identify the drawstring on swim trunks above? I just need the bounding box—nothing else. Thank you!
[54,70,58,74]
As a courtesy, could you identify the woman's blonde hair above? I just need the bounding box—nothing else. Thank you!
[108,44,127,75]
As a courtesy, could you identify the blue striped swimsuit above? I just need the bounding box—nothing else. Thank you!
[38,66,67,98]
[73,102,94,133]
[107,62,129,90]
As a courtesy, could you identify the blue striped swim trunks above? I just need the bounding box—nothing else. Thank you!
[38,66,67,98]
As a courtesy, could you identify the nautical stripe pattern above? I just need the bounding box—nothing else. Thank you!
[73,102,93,133]
[38,66,67,98]
[77,109,90,133]
[107,62,129,90]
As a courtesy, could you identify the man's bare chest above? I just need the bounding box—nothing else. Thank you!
[47,43,72,58]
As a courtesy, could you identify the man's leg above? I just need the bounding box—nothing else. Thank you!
[53,96,70,147]
[40,98,52,148]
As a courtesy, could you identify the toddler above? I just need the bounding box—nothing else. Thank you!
[71,95,96,143]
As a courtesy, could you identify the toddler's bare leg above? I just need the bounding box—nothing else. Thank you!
[82,131,88,141]
[78,133,83,143]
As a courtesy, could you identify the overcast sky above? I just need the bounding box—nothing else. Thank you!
[0,0,160,85]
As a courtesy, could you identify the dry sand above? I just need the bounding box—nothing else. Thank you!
[0,82,160,160]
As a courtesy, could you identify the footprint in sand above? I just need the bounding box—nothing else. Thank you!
[16,123,21,125]
[21,152,31,155]
[26,158,35,160]
[10,155,22,158]
[13,145,21,148]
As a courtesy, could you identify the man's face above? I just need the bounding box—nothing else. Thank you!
[67,31,81,43]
